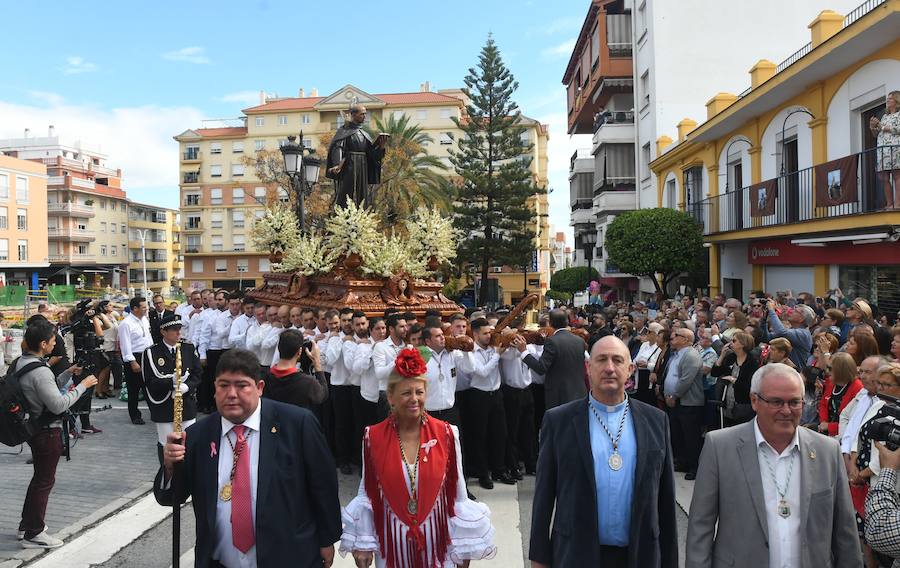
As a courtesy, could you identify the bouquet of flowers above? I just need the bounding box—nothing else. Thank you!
[273,232,339,275]
[405,206,458,269]
[323,202,382,258]
[361,231,427,279]
[249,203,300,255]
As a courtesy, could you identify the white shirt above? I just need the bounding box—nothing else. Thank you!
[425,347,464,411]
[176,303,200,340]
[244,321,271,365]
[341,340,361,387]
[372,337,407,387]
[841,389,874,454]
[754,419,801,568]
[500,346,533,390]
[352,342,381,403]
[260,325,286,369]
[530,345,546,385]
[191,308,219,359]
[326,334,352,386]
[100,312,120,352]
[228,314,253,350]
[467,344,501,392]
[214,401,262,568]
[117,313,153,363]
[209,309,236,351]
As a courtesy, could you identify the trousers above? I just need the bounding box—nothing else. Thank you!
[19,428,62,539]
[467,388,507,480]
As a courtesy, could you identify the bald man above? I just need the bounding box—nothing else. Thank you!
[530,336,677,568]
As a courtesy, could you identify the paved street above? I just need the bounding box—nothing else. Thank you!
[1,398,690,568]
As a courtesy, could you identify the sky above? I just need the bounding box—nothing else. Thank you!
[0,0,593,246]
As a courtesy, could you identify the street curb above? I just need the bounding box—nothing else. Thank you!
[9,482,154,568]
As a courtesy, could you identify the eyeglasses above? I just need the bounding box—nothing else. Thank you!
[755,394,803,410]
[877,381,900,389]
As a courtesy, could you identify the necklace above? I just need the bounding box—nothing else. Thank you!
[220,428,250,502]
[589,396,630,471]
[396,425,420,516]
[760,446,796,518]
[832,383,848,396]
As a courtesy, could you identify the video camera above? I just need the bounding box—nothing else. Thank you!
[871,394,900,451]
[58,299,104,378]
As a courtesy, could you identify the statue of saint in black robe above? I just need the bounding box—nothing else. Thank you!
[325,121,385,208]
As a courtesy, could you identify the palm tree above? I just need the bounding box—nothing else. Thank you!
[364,114,453,225]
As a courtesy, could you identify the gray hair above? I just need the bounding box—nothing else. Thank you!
[750,363,804,395]
[795,304,816,328]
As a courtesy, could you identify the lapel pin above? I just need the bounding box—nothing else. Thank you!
[809,449,816,460]
[158,357,166,366]
[271,426,278,434]
[210,441,217,458]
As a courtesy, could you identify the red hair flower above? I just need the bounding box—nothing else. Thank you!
[395,347,428,378]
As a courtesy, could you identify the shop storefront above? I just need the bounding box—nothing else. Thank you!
[747,238,900,314]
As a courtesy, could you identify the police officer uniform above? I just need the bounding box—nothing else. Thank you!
[142,315,201,463]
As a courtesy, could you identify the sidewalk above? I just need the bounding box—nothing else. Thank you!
[0,397,160,567]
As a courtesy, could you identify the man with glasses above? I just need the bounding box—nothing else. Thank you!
[686,363,860,568]
[663,328,705,480]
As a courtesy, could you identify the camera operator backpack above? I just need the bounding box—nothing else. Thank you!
[0,357,52,446]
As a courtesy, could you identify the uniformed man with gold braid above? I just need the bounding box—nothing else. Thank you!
[143,314,201,464]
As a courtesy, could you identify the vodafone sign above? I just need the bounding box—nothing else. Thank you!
[747,239,900,265]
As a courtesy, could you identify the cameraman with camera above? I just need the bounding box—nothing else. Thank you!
[57,300,109,435]
[15,316,97,549]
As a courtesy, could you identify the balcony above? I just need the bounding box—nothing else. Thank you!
[182,221,203,233]
[593,189,636,213]
[47,202,96,217]
[182,171,200,184]
[49,253,96,263]
[182,150,201,163]
[47,175,96,190]
[689,147,898,237]
[48,227,97,242]
[570,206,595,226]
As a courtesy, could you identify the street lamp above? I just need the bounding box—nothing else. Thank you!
[136,229,150,299]
[280,133,321,233]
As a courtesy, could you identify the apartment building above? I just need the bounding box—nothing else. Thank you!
[650,1,900,309]
[176,84,551,301]
[0,154,49,287]
[127,201,181,295]
[0,130,129,288]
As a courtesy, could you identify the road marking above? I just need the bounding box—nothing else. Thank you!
[29,494,170,568]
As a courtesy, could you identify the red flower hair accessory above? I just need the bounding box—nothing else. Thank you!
[395,347,428,379]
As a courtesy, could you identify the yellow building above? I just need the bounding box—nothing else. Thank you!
[175,84,550,301]
[0,154,49,286]
[650,2,900,311]
[126,201,182,296]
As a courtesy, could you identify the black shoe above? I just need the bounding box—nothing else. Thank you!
[525,466,537,476]
[685,471,697,481]
[492,472,517,485]
[511,469,524,481]
[339,464,353,476]
[674,462,688,473]
[131,417,145,425]
[478,477,494,490]
[466,490,477,501]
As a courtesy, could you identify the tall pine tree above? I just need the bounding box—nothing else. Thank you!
[450,36,545,306]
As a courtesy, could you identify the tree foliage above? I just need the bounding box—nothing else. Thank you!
[451,36,545,305]
[364,114,453,225]
[550,266,600,294]
[605,208,704,297]
[241,148,332,230]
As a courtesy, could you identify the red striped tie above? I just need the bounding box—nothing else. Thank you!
[230,425,254,553]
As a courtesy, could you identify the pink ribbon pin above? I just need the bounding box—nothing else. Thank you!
[210,441,217,458]
[421,439,437,462]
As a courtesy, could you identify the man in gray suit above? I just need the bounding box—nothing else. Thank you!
[686,363,861,568]
[663,328,705,480]
[516,309,587,410]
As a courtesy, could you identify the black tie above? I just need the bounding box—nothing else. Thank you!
[171,347,176,357]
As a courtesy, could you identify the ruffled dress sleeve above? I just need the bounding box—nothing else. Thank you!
[339,437,379,556]
[447,425,497,563]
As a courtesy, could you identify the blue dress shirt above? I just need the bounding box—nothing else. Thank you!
[588,393,636,546]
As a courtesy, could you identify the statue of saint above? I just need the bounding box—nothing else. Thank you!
[326,104,387,208]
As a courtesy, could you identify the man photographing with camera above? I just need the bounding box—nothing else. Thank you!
[865,439,900,565]
[13,317,97,549]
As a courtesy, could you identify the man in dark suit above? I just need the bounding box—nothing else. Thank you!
[148,294,175,345]
[156,349,342,568]
[516,309,587,410]
[529,336,678,568]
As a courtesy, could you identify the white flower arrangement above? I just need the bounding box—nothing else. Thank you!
[273,232,339,275]
[361,231,427,279]
[405,207,458,267]
[323,202,382,258]
[249,203,300,255]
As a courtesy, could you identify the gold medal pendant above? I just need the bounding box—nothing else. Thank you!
[608,452,623,471]
[220,483,233,502]
[407,499,417,516]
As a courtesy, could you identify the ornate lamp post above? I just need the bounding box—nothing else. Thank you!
[280,133,321,233]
